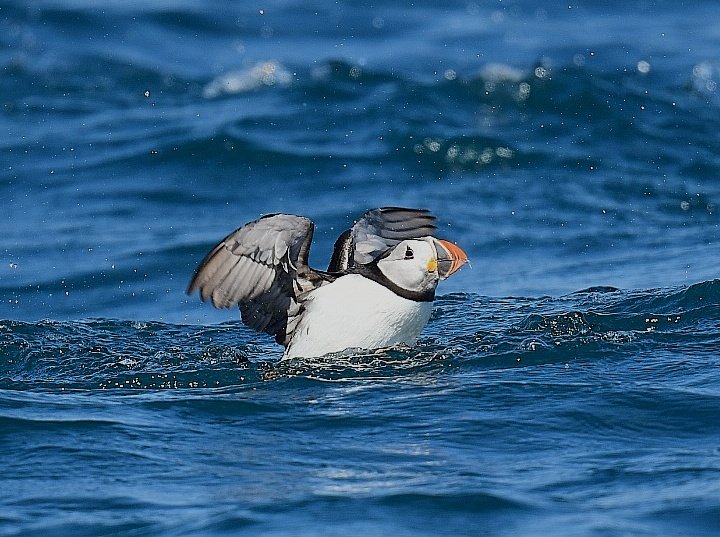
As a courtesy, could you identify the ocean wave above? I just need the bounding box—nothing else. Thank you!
[5,52,719,188]
[203,60,293,98]
[2,280,718,390]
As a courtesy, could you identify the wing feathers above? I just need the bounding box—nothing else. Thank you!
[328,207,439,270]
[209,255,245,307]
[187,214,323,344]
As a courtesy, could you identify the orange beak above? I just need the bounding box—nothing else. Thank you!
[434,239,469,279]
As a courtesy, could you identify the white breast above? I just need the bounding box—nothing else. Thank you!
[284,274,433,359]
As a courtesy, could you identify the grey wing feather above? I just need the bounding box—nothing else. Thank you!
[328,207,438,271]
[187,214,327,345]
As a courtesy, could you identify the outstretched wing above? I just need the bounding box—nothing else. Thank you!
[187,214,329,345]
[327,207,438,272]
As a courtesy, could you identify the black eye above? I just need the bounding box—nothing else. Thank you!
[404,246,414,259]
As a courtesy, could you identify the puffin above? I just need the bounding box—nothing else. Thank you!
[187,207,468,359]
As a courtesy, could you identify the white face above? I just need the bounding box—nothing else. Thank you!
[375,238,440,294]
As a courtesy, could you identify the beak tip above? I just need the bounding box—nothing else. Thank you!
[436,239,469,278]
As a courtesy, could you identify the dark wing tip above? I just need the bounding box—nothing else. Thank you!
[370,207,436,223]
[362,207,438,236]
[376,206,432,213]
[344,207,442,266]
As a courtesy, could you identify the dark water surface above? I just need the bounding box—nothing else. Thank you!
[2,1,720,535]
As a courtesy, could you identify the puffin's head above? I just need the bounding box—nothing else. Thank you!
[376,237,468,295]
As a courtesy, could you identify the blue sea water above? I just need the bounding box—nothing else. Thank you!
[2,0,720,535]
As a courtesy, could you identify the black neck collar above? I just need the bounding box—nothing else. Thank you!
[350,264,436,302]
